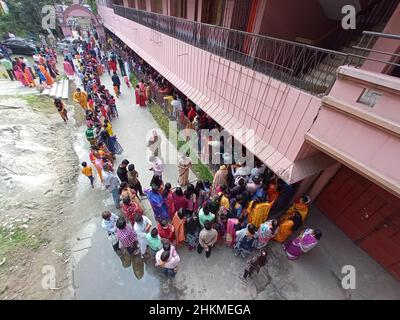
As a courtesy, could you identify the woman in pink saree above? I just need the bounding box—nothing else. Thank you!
[63,59,75,77]
[283,228,322,260]
[14,66,28,86]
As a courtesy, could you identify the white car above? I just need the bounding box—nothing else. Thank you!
[56,37,79,53]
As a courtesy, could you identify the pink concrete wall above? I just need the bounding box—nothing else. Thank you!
[362,3,400,74]
[308,107,400,185]
[99,5,331,182]
[329,75,400,125]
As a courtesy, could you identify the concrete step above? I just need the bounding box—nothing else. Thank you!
[42,88,50,95]
[61,79,69,100]
[49,82,58,97]
[55,80,63,98]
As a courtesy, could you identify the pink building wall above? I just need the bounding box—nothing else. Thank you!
[307,66,400,196]
[98,5,335,183]
[362,2,400,74]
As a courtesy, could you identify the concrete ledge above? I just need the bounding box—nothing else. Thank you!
[322,95,400,137]
[305,132,400,197]
[337,65,400,94]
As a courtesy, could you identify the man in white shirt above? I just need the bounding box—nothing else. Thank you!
[101,211,120,253]
[102,163,121,208]
[171,94,182,120]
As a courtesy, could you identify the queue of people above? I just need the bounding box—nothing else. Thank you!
[59,30,324,282]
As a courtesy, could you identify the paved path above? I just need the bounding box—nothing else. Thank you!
[71,71,400,300]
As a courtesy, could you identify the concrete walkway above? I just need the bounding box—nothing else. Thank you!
[71,71,400,300]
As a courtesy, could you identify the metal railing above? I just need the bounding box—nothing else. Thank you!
[111,4,355,95]
[110,4,399,95]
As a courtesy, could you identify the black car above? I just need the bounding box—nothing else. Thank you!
[0,38,36,55]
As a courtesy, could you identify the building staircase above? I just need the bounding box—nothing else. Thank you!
[0,78,69,100]
[302,23,387,94]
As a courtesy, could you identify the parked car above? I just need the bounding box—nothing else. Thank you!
[56,37,79,53]
[0,38,36,55]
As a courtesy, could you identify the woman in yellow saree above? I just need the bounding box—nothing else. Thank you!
[247,200,272,228]
[274,212,303,243]
[280,195,310,223]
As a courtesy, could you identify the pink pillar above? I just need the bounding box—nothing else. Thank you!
[186,0,196,21]
[196,0,202,22]
[221,0,234,28]
[362,2,400,74]
[252,0,267,35]
[162,0,169,15]
[146,0,152,11]
[308,163,342,201]
[123,0,129,7]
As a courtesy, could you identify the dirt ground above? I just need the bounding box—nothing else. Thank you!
[0,90,84,299]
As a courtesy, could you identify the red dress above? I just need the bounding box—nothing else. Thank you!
[108,60,117,73]
[164,192,175,220]
[157,223,175,242]
[122,202,143,225]
[135,88,146,107]
[173,193,187,213]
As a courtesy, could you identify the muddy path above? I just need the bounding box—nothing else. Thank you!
[0,91,85,299]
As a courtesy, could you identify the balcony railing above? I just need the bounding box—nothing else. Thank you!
[110,4,387,96]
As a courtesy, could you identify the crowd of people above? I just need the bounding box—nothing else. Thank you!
[0,46,58,89]
[5,27,323,283]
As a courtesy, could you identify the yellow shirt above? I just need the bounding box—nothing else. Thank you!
[106,123,113,136]
[74,91,87,108]
[81,166,93,177]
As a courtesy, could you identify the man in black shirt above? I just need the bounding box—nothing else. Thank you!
[111,71,121,96]
[117,159,129,183]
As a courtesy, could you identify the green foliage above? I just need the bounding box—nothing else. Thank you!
[86,0,98,15]
[0,227,45,266]
[148,102,214,182]
[0,0,57,37]
[129,72,139,88]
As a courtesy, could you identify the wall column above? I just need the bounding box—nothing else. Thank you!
[308,163,342,201]
[186,0,196,21]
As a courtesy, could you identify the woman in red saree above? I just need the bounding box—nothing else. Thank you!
[135,84,146,107]
[157,219,175,243]
[163,183,175,220]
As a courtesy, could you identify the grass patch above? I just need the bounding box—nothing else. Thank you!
[129,72,139,88]
[22,94,53,110]
[148,102,214,182]
[0,227,44,266]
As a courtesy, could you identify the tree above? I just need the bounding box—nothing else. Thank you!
[86,0,98,15]
[0,0,57,38]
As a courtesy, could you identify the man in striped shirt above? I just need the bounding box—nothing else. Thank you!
[116,217,139,255]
